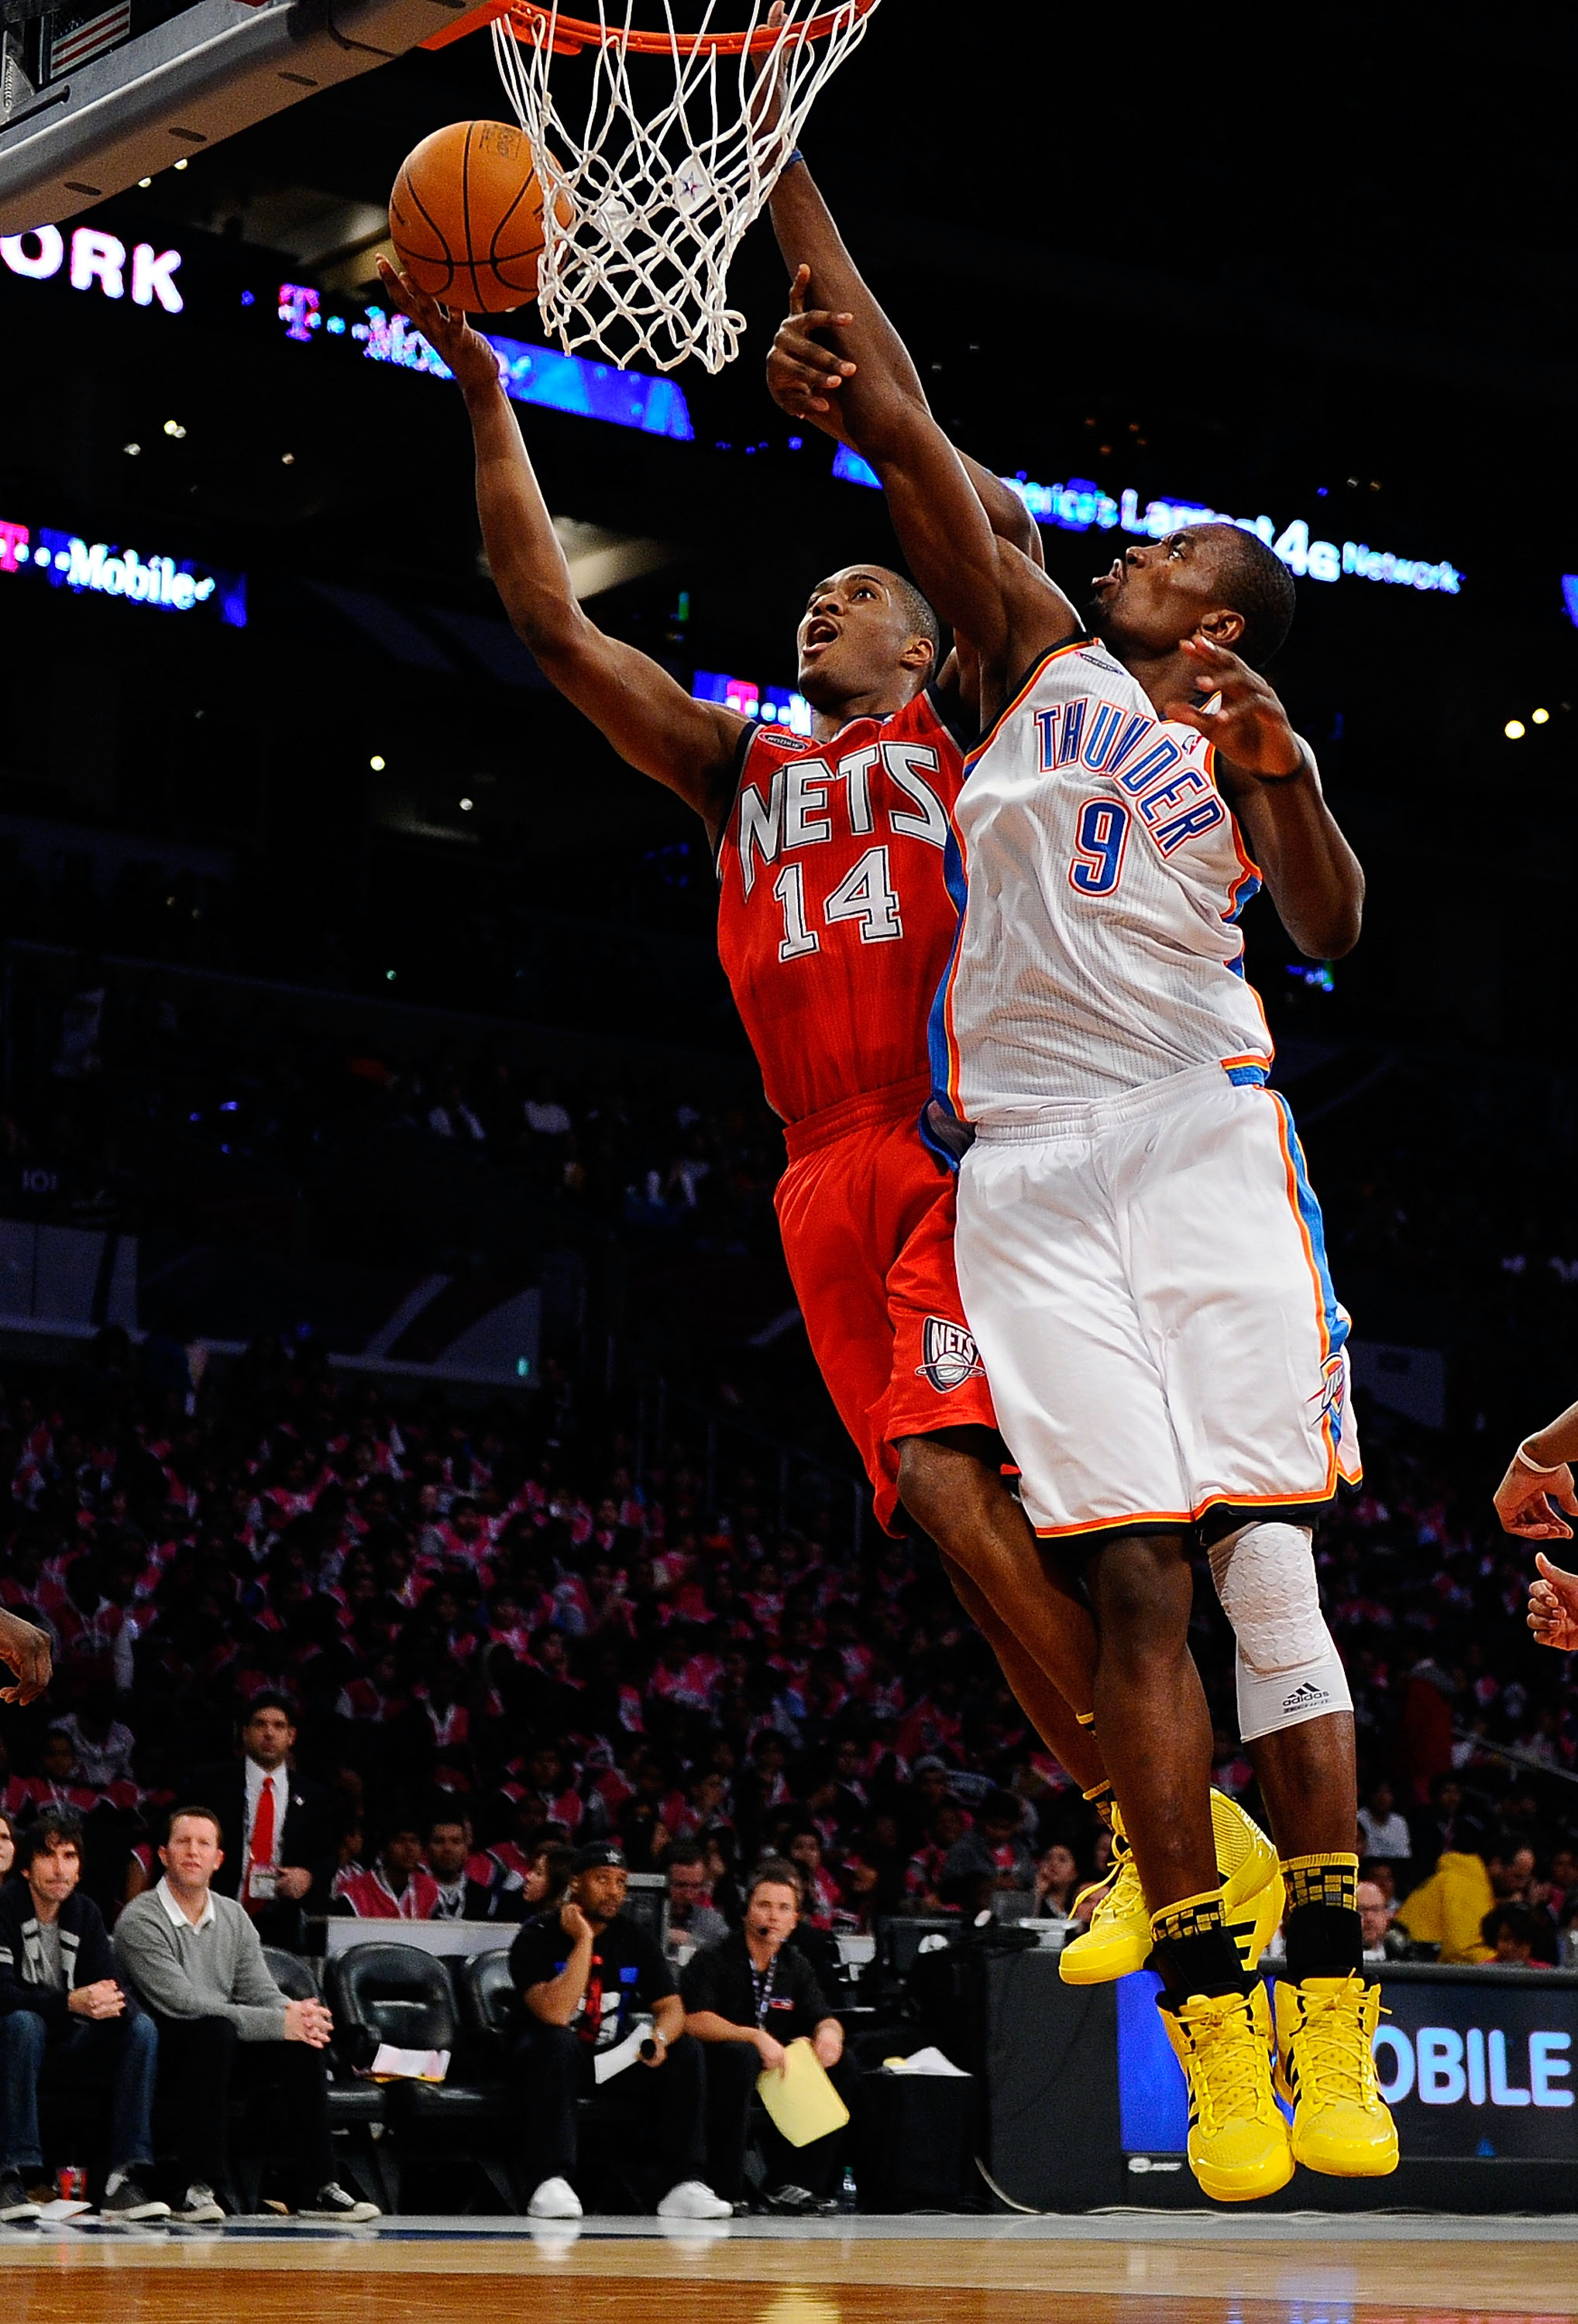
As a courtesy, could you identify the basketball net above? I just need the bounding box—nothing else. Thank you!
[488,0,881,373]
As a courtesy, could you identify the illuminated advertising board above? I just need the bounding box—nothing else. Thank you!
[0,511,245,625]
[276,283,694,442]
[832,443,1464,598]
[1118,1967,1573,2162]
[691,669,811,734]
[1,222,182,309]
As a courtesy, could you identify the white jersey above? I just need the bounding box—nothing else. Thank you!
[930,635,1274,1125]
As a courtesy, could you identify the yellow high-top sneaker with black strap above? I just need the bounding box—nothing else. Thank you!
[1274,1975,1399,2177]
[1158,1979,1294,2203]
[1059,1791,1284,1985]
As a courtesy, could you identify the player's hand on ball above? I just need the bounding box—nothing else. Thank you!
[0,1607,50,1705]
[767,264,857,427]
[1494,1451,1578,1540]
[1162,637,1305,782]
[1528,1553,1578,1651]
[375,257,503,397]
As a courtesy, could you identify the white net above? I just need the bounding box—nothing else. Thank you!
[489,0,881,373]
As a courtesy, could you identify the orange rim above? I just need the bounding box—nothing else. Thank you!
[507,0,876,52]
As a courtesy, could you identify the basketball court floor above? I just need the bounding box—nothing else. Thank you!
[0,2213,1572,2324]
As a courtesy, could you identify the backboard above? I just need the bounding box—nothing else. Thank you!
[0,0,473,234]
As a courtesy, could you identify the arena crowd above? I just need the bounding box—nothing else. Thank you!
[0,1323,1565,1977]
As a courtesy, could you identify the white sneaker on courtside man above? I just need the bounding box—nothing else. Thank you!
[656,2180,732,2220]
[528,2176,583,2219]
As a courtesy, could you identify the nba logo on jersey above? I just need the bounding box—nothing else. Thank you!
[918,1317,985,1394]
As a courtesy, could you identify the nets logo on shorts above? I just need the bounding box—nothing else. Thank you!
[917,1317,985,1394]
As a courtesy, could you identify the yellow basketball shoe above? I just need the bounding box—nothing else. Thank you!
[1058,1823,1147,1985]
[1273,1974,1399,2178]
[1059,1792,1282,1985]
[1210,1792,1286,1976]
[1158,1981,1294,2204]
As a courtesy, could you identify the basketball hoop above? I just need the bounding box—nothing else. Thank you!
[477,0,882,373]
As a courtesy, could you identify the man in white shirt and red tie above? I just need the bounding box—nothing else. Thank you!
[188,1696,336,1951]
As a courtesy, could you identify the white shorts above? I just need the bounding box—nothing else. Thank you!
[954,1061,1361,1542]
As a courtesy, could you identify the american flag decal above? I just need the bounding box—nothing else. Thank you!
[48,1,131,75]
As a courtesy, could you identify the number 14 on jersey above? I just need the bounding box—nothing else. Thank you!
[774,845,905,960]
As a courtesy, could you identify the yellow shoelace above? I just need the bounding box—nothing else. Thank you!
[1076,1838,1143,1928]
[1291,1979,1381,2107]
[1175,1996,1274,2130]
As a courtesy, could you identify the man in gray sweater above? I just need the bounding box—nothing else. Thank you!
[115,1805,380,2224]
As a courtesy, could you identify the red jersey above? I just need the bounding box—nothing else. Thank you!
[716,688,968,1124]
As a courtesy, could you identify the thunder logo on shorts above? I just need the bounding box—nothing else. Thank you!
[917,1316,985,1394]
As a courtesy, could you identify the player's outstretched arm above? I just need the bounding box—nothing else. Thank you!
[1163,638,1364,958]
[376,262,744,841]
[760,259,1073,713]
[765,164,1064,672]
[767,263,1043,573]
[763,148,1041,568]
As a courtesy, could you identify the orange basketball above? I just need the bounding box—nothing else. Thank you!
[389,120,562,315]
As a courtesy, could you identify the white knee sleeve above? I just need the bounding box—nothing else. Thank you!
[1206,1520,1353,1742]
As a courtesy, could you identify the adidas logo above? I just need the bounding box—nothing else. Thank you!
[1281,1680,1330,1713]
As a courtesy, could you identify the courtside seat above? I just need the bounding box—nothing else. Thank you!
[326,1941,514,2211]
[458,1948,517,2057]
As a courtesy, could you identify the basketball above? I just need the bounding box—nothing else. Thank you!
[388,119,560,315]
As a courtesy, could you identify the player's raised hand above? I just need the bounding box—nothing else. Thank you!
[374,257,504,398]
[745,0,793,162]
[0,1607,50,1706]
[1161,636,1305,781]
[1495,1445,1578,1539]
[1528,1553,1578,1651]
[766,263,856,425]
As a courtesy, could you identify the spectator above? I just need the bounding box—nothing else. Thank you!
[1409,1776,1488,1876]
[521,1841,572,1914]
[188,1695,336,1951]
[665,1841,730,1960]
[1033,1841,1081,1920]
[335,1821,440,1920]
[115,1807,380,2223]
[1356,1779,1413,1869]
[426,1813,521,1921]
[940,1789,1036,1910]
[59,1691,136,1792]
[1394,1847,1496,1965]
[682,1857,854,2216]
[508,1841,728,2222]
[784,1828,841,1929]
[0,1813,165,2221]
[1480,1903,1553,1967]
[1357,1878,1410,1963]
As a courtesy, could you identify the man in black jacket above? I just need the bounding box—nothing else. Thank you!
[187,1693,336,1951]
[682,1857,858,2216]
[0,1812,166,2220]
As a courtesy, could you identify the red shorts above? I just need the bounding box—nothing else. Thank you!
[775,1074,997,1535]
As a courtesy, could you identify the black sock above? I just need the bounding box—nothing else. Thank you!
[1281,1852,1363,1980]
[1150,1889,1253,1999]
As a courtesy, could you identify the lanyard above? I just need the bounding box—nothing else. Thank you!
[748,1949,778,2025]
